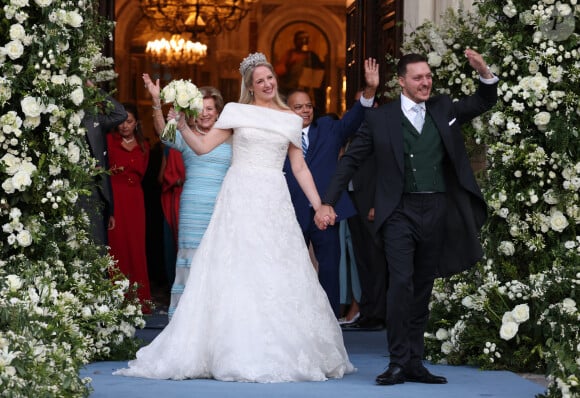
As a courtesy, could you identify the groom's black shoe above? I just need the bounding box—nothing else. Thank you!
[403,364,447,384]
[375,364,405,385]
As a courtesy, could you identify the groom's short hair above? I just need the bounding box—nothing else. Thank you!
[397,54,428,77]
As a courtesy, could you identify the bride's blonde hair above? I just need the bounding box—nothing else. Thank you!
[238,52,288,109]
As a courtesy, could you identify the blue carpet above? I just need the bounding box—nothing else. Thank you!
[82,317,547,398]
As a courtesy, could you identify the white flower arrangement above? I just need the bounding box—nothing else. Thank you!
[160,79,204,143]
[0,0,145,395]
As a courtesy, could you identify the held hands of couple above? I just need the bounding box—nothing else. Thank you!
[314,204,337,230]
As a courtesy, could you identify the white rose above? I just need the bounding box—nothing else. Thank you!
[4,40,24,60]
[427,52,442,68]
[6,274,22,291]
[9,207,21,220]
[67,75,83,87]
[436,328,449,340]
[67,142,80,163]
[562,298,577,314]
[21,96,43,118]
[2,153,20,175]
[462,295,475,309]
[34,0,53,6]
[191,95,203,111]
[162,86,176,103]
[509,225,520,237]
[557,3,572,16]
[550,210,569,232]
[20,161,36,175]
[7,234,16,245]
[511,304,530,323]
[499,321,519,340]
[441,341,453,355]
[16,230,32,247]
[175,91,191,109]
[65,10,83,28]
[534,111,551,130]
[564,241,576,249]
[23,116,41,129]
[2,178,15,194]
[51,74,66,85]
[502,311,516,324]
[503,4,517,18]
[11,170,33,191]
[70,87,84,106]
[498,241,515,256]
[9,24,26,41]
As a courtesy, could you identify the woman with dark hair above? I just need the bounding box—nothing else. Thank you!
[143,76,232,318]
[107,102,151,311]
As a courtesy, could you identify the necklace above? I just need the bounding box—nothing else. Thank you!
[122,137,135,144]
[194,125,209,136]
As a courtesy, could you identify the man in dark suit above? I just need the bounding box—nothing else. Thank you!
[316,49,498,385]
[283,58,379,316]
[343,152,388,330]
[81,83,127,247]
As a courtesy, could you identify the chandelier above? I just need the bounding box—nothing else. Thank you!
[140,0,255,37]
[146,34,208,66]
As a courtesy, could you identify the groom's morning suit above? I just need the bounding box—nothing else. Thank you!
[323,77,498,371]
[283,100,371,316]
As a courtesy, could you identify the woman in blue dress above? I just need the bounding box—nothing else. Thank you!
[144,76,232,318]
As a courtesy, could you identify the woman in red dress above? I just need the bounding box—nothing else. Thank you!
[107,102,151,311]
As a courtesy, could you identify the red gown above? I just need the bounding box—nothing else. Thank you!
[107,133,151,310]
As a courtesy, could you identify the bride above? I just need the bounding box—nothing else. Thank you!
[113,52,355,382]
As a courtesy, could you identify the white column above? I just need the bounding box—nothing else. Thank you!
[403,0,475,35]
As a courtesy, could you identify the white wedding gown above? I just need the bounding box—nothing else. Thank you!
[114,103,354,382]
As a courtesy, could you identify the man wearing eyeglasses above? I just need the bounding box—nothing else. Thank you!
[282,57,379,317]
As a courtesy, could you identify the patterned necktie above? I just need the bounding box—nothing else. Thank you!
[412,104,425,133]
[301,132,308,157]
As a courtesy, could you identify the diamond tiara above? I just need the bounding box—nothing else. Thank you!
[239,52,268,76]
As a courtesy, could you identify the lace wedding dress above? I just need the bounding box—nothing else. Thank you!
[114,103,354,382]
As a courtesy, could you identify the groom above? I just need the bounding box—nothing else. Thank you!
[315,48,498,385]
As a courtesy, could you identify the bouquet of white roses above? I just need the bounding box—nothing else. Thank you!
[160,79,204,143]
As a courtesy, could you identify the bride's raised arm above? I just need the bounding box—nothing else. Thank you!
[171,108,232,155]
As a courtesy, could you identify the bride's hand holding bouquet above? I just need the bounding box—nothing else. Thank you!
[160,79,203,143]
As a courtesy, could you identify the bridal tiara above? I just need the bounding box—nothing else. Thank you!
[239,52,268,76]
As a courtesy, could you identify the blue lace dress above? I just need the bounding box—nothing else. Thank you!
[164,130,231,318]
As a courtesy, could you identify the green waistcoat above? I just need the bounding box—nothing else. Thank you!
[402,112,447,193]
